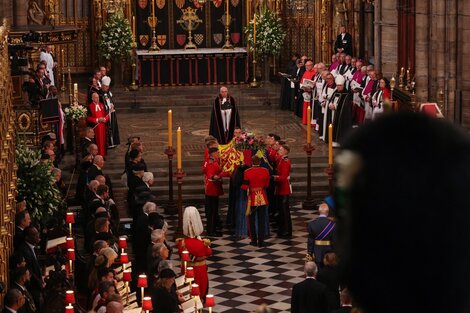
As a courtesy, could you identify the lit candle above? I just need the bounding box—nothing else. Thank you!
[73,83,78,103]
[132,16,136,39]
[406,68,410,79]
[253,14,256,45]
[168,110,173,147]
[328,124,333,166]
[61,49,64,68]
[400,67,404,76]
[226,0,229,27]
[177,127,182,170]
[306,106,311,144]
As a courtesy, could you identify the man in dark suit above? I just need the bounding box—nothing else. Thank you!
[87,155,105,181]
[291,262,329,313]
[308,203,336,267]
[334,25,353,56]
[2,289,25,313]
[333,288,353,313]
[17,227,43,311]
[14,210,31,250]
[80,127,95,158]
[10,267,36,313]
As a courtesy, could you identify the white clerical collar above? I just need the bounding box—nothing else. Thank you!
[341,304,353,307]
[5,306,16,313]
[26,241,35,251]
[306,276,315,279]
[14,282,26,291]
[319,214,328,217]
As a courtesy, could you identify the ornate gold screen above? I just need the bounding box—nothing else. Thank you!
[0,18,18,301]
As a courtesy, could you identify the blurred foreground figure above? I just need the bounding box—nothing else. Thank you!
[337,112,470,313]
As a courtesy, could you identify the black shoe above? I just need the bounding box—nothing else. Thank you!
[214,232,223,237]
[249,241,258,247]
[258,242,268,248]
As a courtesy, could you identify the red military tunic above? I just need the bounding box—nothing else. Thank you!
[300,69,316,125]
[241,166,270,208]
[204,158,224,196]
[274,156,292,195]
[86,101,109,156]
[178,238,212,300]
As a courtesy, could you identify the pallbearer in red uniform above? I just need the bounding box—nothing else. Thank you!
[177,206,212,301]
[241,156,271,247]
[274,144,292,238]
[87,92,109,156]
[204,147,226,236]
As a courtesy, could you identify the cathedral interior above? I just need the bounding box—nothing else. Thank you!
[0,0,469,311]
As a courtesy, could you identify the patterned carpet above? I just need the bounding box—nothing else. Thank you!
[161,203,317,313]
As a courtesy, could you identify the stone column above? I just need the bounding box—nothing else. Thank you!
[13,0,28,27]
[374,0,398,77]
[414,0,429,102]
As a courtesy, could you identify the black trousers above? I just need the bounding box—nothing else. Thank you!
[249,205,267,243]
[205,195,219,235]
[276,195,292,236]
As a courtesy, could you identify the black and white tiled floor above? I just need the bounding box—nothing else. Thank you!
[163,203,318,313]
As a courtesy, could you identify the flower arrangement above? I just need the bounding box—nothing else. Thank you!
[64,105,87,121]
[233,131,266,152]
[244,7,286,56]
[97,13,133,60]
[16,146,62,226]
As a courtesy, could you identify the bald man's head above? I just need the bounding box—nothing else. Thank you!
[318,203,329,216]
[96,175,106,185]
[88,180,100,192]
[106,301,124,313]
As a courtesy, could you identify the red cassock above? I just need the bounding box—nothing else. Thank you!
[274,156,292,195]
[178,238,212,300]
[241,166,271,206]
[300,69,316,125]
[86,102,109,156]
[204,159,224,196]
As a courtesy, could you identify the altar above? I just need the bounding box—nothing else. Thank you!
[137,48,248,87]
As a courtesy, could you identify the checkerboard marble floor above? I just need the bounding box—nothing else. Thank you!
[163,203,318,313]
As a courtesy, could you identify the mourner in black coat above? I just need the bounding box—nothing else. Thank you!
[291,262,329,313]
[334,26,353,56]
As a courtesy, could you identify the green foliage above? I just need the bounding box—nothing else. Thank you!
[64,105,87,121]
[244,8,286,56]
[16,146,62,226]
[98,14,133,60]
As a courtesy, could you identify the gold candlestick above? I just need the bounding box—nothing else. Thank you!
[222,0,233,50]
[249,15,259,88]
[148,0,160,52]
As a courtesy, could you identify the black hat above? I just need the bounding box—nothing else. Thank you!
[132,162,146,172]
[159,268,176,279]
[129,149,140,159]
[208,147,219,154]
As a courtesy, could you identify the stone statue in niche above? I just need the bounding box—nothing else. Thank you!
[28,0,46,25]
[334,0,348,33]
